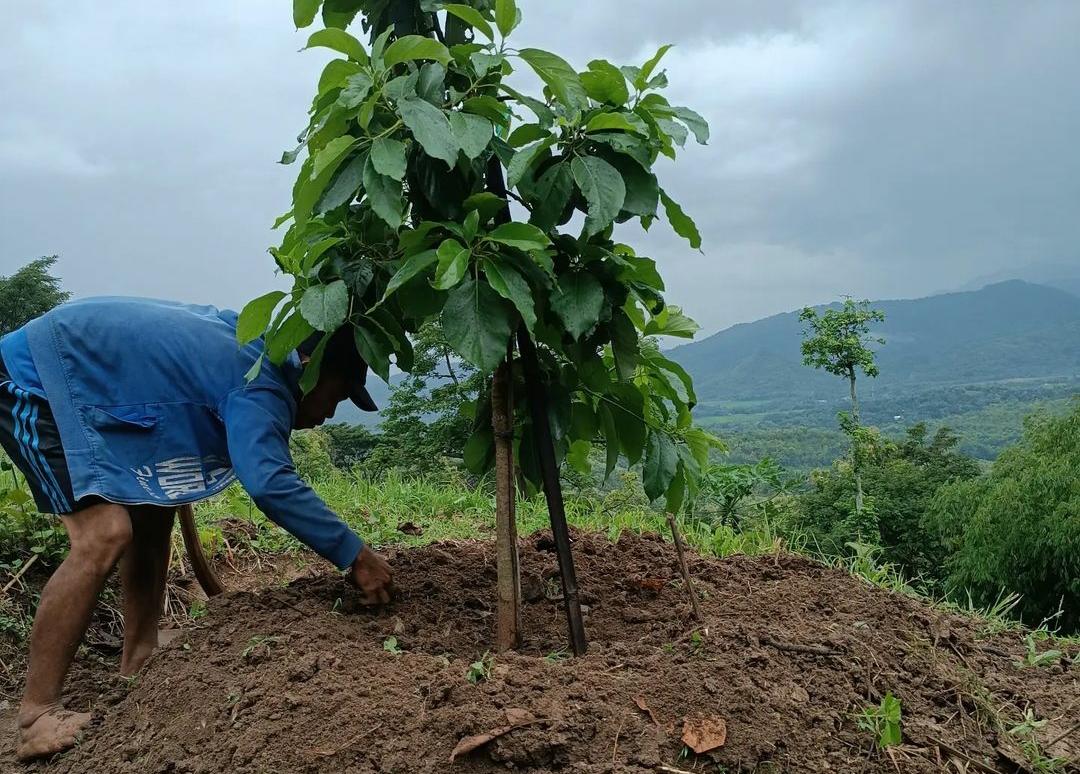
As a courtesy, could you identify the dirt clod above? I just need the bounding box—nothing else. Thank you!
[3,530,1078,772]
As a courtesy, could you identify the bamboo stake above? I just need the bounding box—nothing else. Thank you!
[665,513,701,621]
[492,349,521,651]
[517,328,588,656]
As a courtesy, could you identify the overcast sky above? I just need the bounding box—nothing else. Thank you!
[2,1,1078,335]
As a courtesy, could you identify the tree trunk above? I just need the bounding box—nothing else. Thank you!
[848,368,864,514]
[491,351,521,651]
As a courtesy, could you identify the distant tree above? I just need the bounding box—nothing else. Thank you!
[794,423,980,581]
[321,423,379,469]
[799,299,885,519]
[925,403,1080,631]
[363,322,481,476]
[0,256,71,335]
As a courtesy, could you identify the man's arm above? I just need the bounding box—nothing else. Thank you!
[220,387,363,569]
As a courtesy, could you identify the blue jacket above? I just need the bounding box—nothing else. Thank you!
[2,297,363,570]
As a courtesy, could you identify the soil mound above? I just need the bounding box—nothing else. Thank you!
[12,531,1080,772]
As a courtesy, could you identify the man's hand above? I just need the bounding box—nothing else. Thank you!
[349,546,393,604]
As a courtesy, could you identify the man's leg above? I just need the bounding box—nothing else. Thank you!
[118,506,176,676]
[16,502,133,761]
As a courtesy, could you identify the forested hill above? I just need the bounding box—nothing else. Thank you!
[670,280,1080,405]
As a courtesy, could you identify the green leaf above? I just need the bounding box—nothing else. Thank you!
[495,0,518,36]
[383,35,452,68]
[660,188,702,250]
[506,136,555,188]
[337,72,374,108]
[566,439,592,474]
[448,112,493,160]
[299,280,349,331]
[298,332,330,395]
[245,355,264,382]
[636,44,673,91]
[398,97,459,166]
[657,117,688,147]
[316,152,366,214]
[442,278,515,373]
[608,383,646,464]
[370,137,407,181]
[551,271,604,339]
[507,124,549,148]
[318,59,361,95]
[581,60,629,106]
[499,85,554,127]
[529,162,573,232]
[597,403,620,479]
[293,0,322,28]
[266,312,315,364]
[589,133,653,169]
[462,96,511,127]
[312,135,358,179]
[417,62,447,104]
[362,157,404,228]
[352,319,393,382]
[517,48,588,113]
[609,154,658,218]
[483,258,537,331]
[671,105,709,144]
[644,305,700,339]
[610,309,640,380]
[237,291,286,345]
[570,155,626,237]
[321,0,362,29]
[442,4,494,41]
[381,249,438,301]
[486,222,550,251]
[433,238,470,290]
[463,428,494,473]
[664,464,686,514]
[643,430,678,501]
[585,111,646,135]
[463,192,507,224]
[304,28,368,64]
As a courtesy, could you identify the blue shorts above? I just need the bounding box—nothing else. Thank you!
[0,355,77,514]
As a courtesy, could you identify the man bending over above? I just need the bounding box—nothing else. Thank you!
[0,297,393,760]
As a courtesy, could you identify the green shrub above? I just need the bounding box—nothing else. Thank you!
[925,403,1080,631]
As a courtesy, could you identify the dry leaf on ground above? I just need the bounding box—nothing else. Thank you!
[682,715,728,754]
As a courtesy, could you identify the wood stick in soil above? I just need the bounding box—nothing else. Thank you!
[665,512,701,621]
[1,553,38,595]
[516,327,588,656]
[492,350,522,651]
[484,151,586,656]
[178,504,224,597]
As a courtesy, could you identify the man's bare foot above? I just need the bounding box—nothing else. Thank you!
[16,708,92,761]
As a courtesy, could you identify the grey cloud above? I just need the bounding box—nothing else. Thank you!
[1,1,1077,335]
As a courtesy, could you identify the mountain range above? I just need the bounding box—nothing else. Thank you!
[338,279,1080,462]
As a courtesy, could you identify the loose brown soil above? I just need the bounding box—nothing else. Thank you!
[2,531,1078,773]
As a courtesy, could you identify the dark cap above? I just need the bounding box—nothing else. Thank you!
[298,329,379,412]
[348,360,379,412]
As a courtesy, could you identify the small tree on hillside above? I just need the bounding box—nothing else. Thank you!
[240,0,722,652]
[0,257,71,335]
[799,299,884,519]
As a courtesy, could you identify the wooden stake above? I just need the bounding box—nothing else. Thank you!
[517,328,588,656]
[492,350,522,651]
[178,504,224,597]
[665,512,701,621]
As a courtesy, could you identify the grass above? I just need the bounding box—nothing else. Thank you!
[194,468,787,565]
